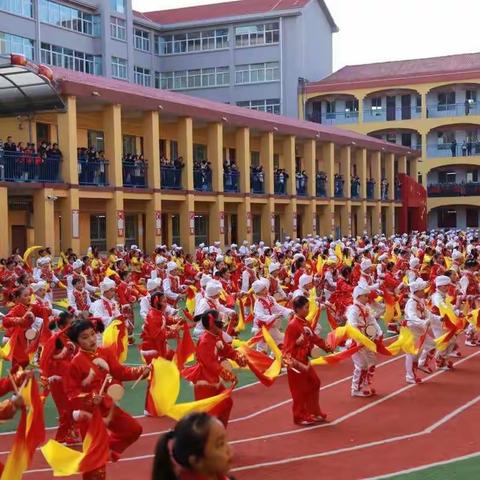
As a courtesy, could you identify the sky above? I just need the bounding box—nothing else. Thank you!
[132,0,480,71]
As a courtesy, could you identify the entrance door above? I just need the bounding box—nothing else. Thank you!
[124,214,138,248]
[11,225,27,254]
[230,214,238,245]
[194,215,208,246]
[401,95,411,120]
[161,214,169,246]
[252,215,261,244]
[466,208,479,228]
[386,96,396,121]
[311,102,322,123]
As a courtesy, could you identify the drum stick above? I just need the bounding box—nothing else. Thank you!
[8,373,19,395]
[99,374,111,396]
[130,371,146,390]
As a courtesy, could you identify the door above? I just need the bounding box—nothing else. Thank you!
[194,215,208,246]
[230,214,238,245]
[161,213,169,246]
[386,96,396,121]
[36,123,50,144]
[311,102,322,123]
[401,133,412,147]
[401,95,411,120]
[466,208,479,228]
[11,226,27,254]
[124,214,138,248]
[252,214,261,244]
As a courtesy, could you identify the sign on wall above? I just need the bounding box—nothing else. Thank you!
[72,209,79,239]
[155,211,162,236]
[117,210,125,237]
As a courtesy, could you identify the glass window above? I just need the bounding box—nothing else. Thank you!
[235,22,279,47]
[437,91,455,110]
[466,170,479,183]
[134,28,150,51]
[40,42,102,75]
[133,66,151,87]
[88,130,104,151]
[236,98,280,115]
[466,90,477,104]
[110,17,126,41]
[158,66,229,91]
[155,29,228,56]
[235,62,280,85]
[110,0,124,14]
[0,31,34,60]
[0,0,33,17]
[111,56,127,79]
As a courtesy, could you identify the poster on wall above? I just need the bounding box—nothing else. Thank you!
[246,212,252,234]
[189,212,195,235]
[117,210,124,237]
[293,212,297,231]
[220,211,225,234]
[72,209,79,239]
[155,211,162,236]
[271,213,275,233]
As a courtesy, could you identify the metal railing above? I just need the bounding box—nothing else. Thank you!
[122,160,148,188]
[223,171,240,193]
[316,177,327,197]
[250,172,265,194]
[161,166,183,190]
[428,182,480,197]
[426,102,480,118]
[78,159,109,186]
[274,174,288,195]
[0,150,62,182]
[427,142,480,158]
[363,105,421,122]
[317,111,359,125]
[194,168,212,192]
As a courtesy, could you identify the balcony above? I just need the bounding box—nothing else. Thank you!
[381,182,389,201]
[318,111,359,125]
[250,172,265,194]
[316,177,327,198]
[223,171,240,193]
[428,182,480,197]
[78,159,108,186]
[351,179,361,199]
[367,181,375,200]
[194,168,212,192]
[364,106,421,123]
[274,173,288,196]
[0,151,62,183]
[122,161,148,188]
[427,142,480,158]
[161,166,182,190]
[426,102,480,118]
[395,183,401,201]
[334,177,344,198]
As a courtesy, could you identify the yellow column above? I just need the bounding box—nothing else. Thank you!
[319,204,330,236]
[103,104,123,187]
[261,198,275,244]
[371,151,381,199]
[328,201,335,237]
[323,142,335,198]
[283,135,296,195]
[178,117,194,191]
[208,122,223,192]
[372,203,381,235]
[398,155,407,175]
[358,201,367,235]
[285,198,298,239]
[60,189,80,253]
[410,157,419,182]
[143,111,160,190]
[237,197,253,244]
[33,188,55,251]
[301,201,315,237]
[209,195,225,248]
[179,194,195,252]
[57,96,78,185]
[421,91,427,120]
[145,192,162,253]
[385,153,395,201]
[386,204,395,236]
[356,148,367,198]
[235,127,250,194]
[357,94,365,124]
[303,139,316,197]
[0,187,9,257]
[261,132,274,195]
[340,201,352,236]
[106,192,124,248]
[340,146,351,198]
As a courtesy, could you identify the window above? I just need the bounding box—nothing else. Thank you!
[437,91,455,110]
[110,17,126,40]
[386,133,397,143]
[0,0,32,17]
[41,42,102,75]
[90,215,106,252]
[438,171,456,184]
[110,0,124,14]
[235,62,280,85]
[371,97,382,112]
[437,131,455,148]
[345,99,359,113]
[111,56,127,79]
[123,135,136,156]
[251,151,260,167]
[466,90,477,104]
[157,66,229,90]
[0,32,34,60]
[466,208,479,228]
[466,170,479,183]
[134,28,150,52]
[325,100,336,119]
[134,66,151,86]
[193,144,207,162]
[88,130,104,151]
[237,99,281,115]
[124,215,138,248]
[235,22,279,47]
[154,28,228,55]
[437,208,456,229]
[39,0,100,36]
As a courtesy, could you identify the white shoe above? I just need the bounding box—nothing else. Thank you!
[351,389,372,397]
[143,409,152,417]
[465,340,476,347]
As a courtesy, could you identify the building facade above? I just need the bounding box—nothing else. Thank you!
[302,52,480,230]
[0,0,337,117]
[0,61,420,257]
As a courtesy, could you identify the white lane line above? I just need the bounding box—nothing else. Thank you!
[231,391,480,473]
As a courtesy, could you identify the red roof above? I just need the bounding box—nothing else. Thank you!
[137,0,337,30]
[51,66,415,157]
[307,51,480,93]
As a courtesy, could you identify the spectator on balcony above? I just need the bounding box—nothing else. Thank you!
[274,168,289,194]
[334,173,344,197]
[295,169,307,194]
[467,140,473,156]
[173,156,185,188]
[465,99,470,116]
[381,178,389,200]
[316,171,327,196]
[251,165,264,193]
[223,160,239,192]
[451,138,457,157]
[3,136,16,152]
[462,140,468,157]
[351,175,360,198]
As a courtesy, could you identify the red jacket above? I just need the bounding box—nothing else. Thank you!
[140,308,176,360]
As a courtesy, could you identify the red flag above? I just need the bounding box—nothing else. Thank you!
[176,323,196,370]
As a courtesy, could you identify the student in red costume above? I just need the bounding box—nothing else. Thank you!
[283,295,332,426]
[152,412,235,480]
[66,319,150,480]
[182,310,246,427]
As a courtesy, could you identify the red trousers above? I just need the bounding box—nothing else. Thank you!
[194,383,233,427]
[50,380,76,442]
[287,365,322,423]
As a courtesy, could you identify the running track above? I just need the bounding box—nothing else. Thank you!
[3,339,480,479]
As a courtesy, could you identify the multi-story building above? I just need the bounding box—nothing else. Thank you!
[0,0,337,117]
[0,56,422,257]
[302,52,480,230]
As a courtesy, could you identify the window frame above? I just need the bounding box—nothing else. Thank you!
[234,22,280,48]
[134,28,150,52]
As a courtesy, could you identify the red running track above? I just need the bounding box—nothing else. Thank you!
[6,341,480,480]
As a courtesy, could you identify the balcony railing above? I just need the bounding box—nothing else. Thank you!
[0,151,62,183]
[161,166,182,190]
[427,142,480,158]
[428,182,480,197]
[317,111,359,125]
[367,181,375,200]
[194,168,212,192]
[122,161,148,188]
[316,177,327,197]
[274,174,288,195]
[364,105,421,122]
[224,171,240,193]
[426,102,480,118]
[78,159,108,186]
[250,172,265,194]
[334,178,344,198]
